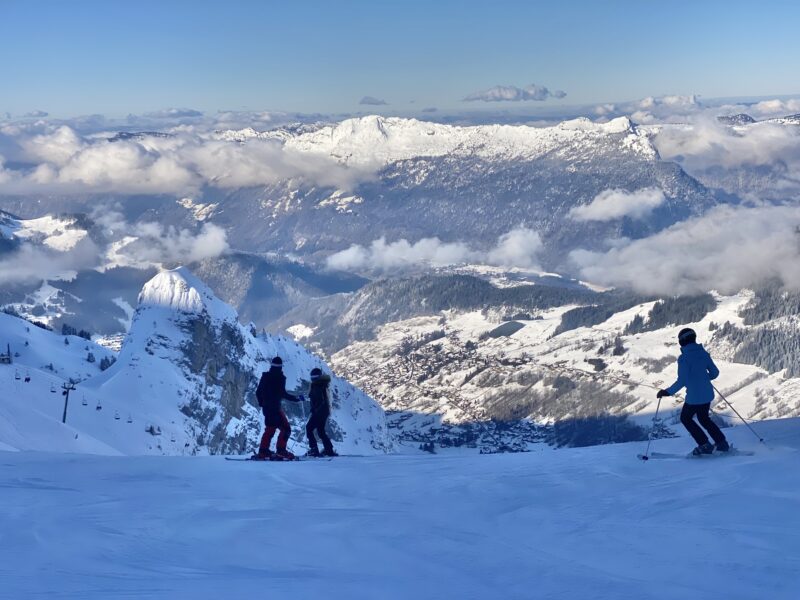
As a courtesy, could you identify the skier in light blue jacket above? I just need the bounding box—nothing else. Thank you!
[657,328,730,455]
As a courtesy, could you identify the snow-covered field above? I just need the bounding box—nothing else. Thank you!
[2,419,798,599]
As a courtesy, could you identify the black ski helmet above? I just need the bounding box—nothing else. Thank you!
[678,328,697,347]
[310,367,323,380]
[271,356,283,368]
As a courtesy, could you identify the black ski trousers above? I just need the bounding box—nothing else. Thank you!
[680,402,727,446]
[306,413,334,453]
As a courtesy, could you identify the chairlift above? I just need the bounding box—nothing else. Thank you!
[170,433,176,443]
[114,411,120,420]
[24,370,31,383]
[14,369,20,381]
[50,383,56,393]
[96,401,102,411]
[81,395,88,406]
[127,414,133,424]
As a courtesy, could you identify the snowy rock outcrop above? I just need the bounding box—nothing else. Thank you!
[83,267,391,455]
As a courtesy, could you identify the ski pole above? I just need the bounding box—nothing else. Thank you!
[639,394,663,461]
[712,384,766,444]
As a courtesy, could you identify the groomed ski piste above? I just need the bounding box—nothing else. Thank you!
[2,419,798,599]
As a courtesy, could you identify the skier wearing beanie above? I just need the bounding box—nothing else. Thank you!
[305,368,337,457]
[657,328,730,456]
[254,356,304,460]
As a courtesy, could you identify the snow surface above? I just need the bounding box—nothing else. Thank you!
[8,214,87,251]
[1,419,798,599]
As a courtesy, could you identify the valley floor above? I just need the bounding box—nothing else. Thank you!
[2,420,799,600]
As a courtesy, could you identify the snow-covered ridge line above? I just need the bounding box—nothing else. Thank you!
[214,114,656,166]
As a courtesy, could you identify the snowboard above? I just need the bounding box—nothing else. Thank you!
[638,447,755,461]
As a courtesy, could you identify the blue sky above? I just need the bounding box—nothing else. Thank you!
[1,0,799,117]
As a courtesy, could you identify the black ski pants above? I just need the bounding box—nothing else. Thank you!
[680,402,727,446]
[306,413,334,453]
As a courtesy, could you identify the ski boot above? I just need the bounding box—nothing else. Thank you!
[273,449,296,461]
[321,448,338,457]
[691,443,714,456]
[306,448,322,458]
[251,449,273,461]
[715,440,730,453]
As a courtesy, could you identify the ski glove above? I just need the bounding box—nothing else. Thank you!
[656,389,670,399]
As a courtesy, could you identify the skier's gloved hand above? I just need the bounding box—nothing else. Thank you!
[656,389,670,399]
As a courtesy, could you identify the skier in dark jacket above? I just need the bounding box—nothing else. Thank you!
[305,368,337,457]
[657,328,729,455]
[254,356,303,460]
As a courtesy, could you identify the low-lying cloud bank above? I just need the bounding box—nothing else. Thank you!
[654,117,800,171]
[569,188,665,222]
[326,227,543,274]
[0,210,229,284]
[652,116,800,199]
[570,205,800,295]
[594,94,800,125]
[95,210,230,268]
[0,122,363,195]
[464,84,566,103]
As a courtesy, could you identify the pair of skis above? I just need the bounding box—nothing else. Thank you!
[638,447,755,461]
[224,454,339,462]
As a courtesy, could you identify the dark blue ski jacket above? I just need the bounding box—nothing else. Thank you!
[665,343,720,405]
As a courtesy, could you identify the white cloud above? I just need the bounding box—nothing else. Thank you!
[593,104,617,116]
[0,237,101,284]
[464,84,566,103]
[0,125,365,195]
[112,222,229,265]
[326,227,542,273]
[593,94,703,124]
[653,117,800,172]
[569,188,666,222]
[486,227,542,268]
[570,205,800,295]
[359,96,388,106]
[0,208,231,284]
[143,107,203,119]
[22,125,84,165]
[750,98,800,116]
[326,237,474,272]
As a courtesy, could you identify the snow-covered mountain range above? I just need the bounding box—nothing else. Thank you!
[0,114,719,271]
[2,112,800,455]
[205,115,716,267]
